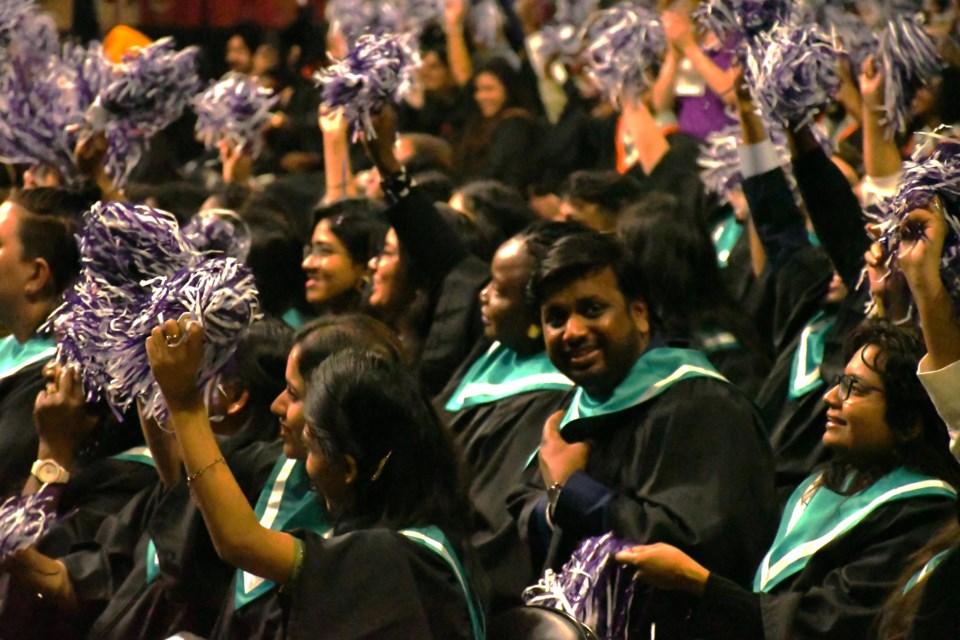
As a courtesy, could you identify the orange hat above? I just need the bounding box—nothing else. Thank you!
[103,25,153,63]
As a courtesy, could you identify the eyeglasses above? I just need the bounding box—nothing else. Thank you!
[832,374,884,401]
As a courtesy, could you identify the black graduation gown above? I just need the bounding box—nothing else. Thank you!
[434,341,570,611]
[514,376,780,637]
[908,542,960,639]
[0,358,46,496]
[755,290,869,502]
[283,528,474,640]
[696,495,958,639]
[80,438,281,640]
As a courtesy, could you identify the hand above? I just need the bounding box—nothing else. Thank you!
[146,318,205,412]
[445,0,467,28]
[615,543,710,595]
[538,410,590,486]
[319,105,348,134]
[898,200,949,303]
[662,10,696,53]
[360,105,402,175]
[859,55,884,111]
[74,130,108,178]
[219,140,253,185]
[33,363,98,467]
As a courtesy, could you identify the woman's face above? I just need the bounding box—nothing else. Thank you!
[480,238,535,348]
[367,228,404,312]
[822,345,897,466]
[270,347,309,460]
[302,218,367,306]
[474,72,508,119]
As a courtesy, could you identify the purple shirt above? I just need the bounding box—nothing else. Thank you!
[676,46,737,141]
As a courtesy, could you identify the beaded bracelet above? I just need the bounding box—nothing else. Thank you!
[186,456,224,487]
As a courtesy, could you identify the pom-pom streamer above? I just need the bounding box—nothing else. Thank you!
[877,17,941,139]
[315,32,420,141]
[193,73,279,158]
[0,486,59,559]
[583,4,666,106]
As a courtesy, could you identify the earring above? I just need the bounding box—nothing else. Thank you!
[527,324,542,340]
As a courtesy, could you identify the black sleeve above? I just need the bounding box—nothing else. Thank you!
[695,573,764,639]
[793,147,870,290]
[742,168,811,272]
[388,188,469,284]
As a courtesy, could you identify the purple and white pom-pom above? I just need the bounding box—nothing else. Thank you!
[328,0,403,45]
[401,0,444,34]
[523,533,637,638]
[699,126,745,200]
[134,257,260,424]
[870,136,960,311]
[467,0,505,49]
[88,37,203,186]
[693,0,788,50]
[0,56,77,180]
[316,32,420,141]
[583,4,666,105]
[0,0,59,67]
[819,4,877,75]
[745,22,842,128]
[79,201,193,287]
[182,209,252,260]
[193,73,278,157]
[0,486,59,559]
[877,17,941,139]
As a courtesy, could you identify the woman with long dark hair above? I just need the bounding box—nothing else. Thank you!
[146,318,483,639]
[454,57,541,189]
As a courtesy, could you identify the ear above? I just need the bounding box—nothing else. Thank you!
[343,454,358,486]
[23,257,53,298]
[226,389,250,416]
[629,298,650,336]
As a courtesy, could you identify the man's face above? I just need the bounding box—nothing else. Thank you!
[0,202,34,329]
[540,267,650,398]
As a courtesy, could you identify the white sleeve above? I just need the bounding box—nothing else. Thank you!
[737,140,781,178]
[918,354,960,458]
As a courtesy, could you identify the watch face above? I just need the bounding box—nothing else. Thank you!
[34,461,63,484]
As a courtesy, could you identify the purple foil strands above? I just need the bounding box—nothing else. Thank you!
[181,209,252,260]
[583,4,666,106]
[869,136,960,312]
[316,32,420,141]
[523,533,638,639]
[47,201,260,425]
[0,486,58,560]
[327,0,404,46]
[877,17,941,139]
[0,0,59,67]
[194,73,279,158]
[745,22,843,129]
[89,37,202,187]
[693,0,788,49]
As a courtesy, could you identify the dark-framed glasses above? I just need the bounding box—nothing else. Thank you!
[832,374,884,401]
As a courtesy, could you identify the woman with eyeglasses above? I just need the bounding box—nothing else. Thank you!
[611,319,960,640]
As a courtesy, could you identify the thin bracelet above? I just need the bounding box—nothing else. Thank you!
[186,456,224,486]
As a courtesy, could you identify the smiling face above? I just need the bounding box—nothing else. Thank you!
[226,34,254,74]
[367,228,407,313]
[822,345,897,466]
[270,347,309,459]
[540,267,650,398]
[474,71,508,119]
[302,218,366,307]
[480,238,535,348]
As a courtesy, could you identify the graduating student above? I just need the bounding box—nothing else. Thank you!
[617,320,960,640]
[435,221,579,610]
[513,229,779,636]
[0,187,98,495]
[146,320,485,639]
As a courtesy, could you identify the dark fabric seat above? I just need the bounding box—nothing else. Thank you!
[486,605,598,640]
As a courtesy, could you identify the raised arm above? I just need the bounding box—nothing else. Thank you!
[444,0,473,87]
[319,106,358,204]
[146,319,297,584]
